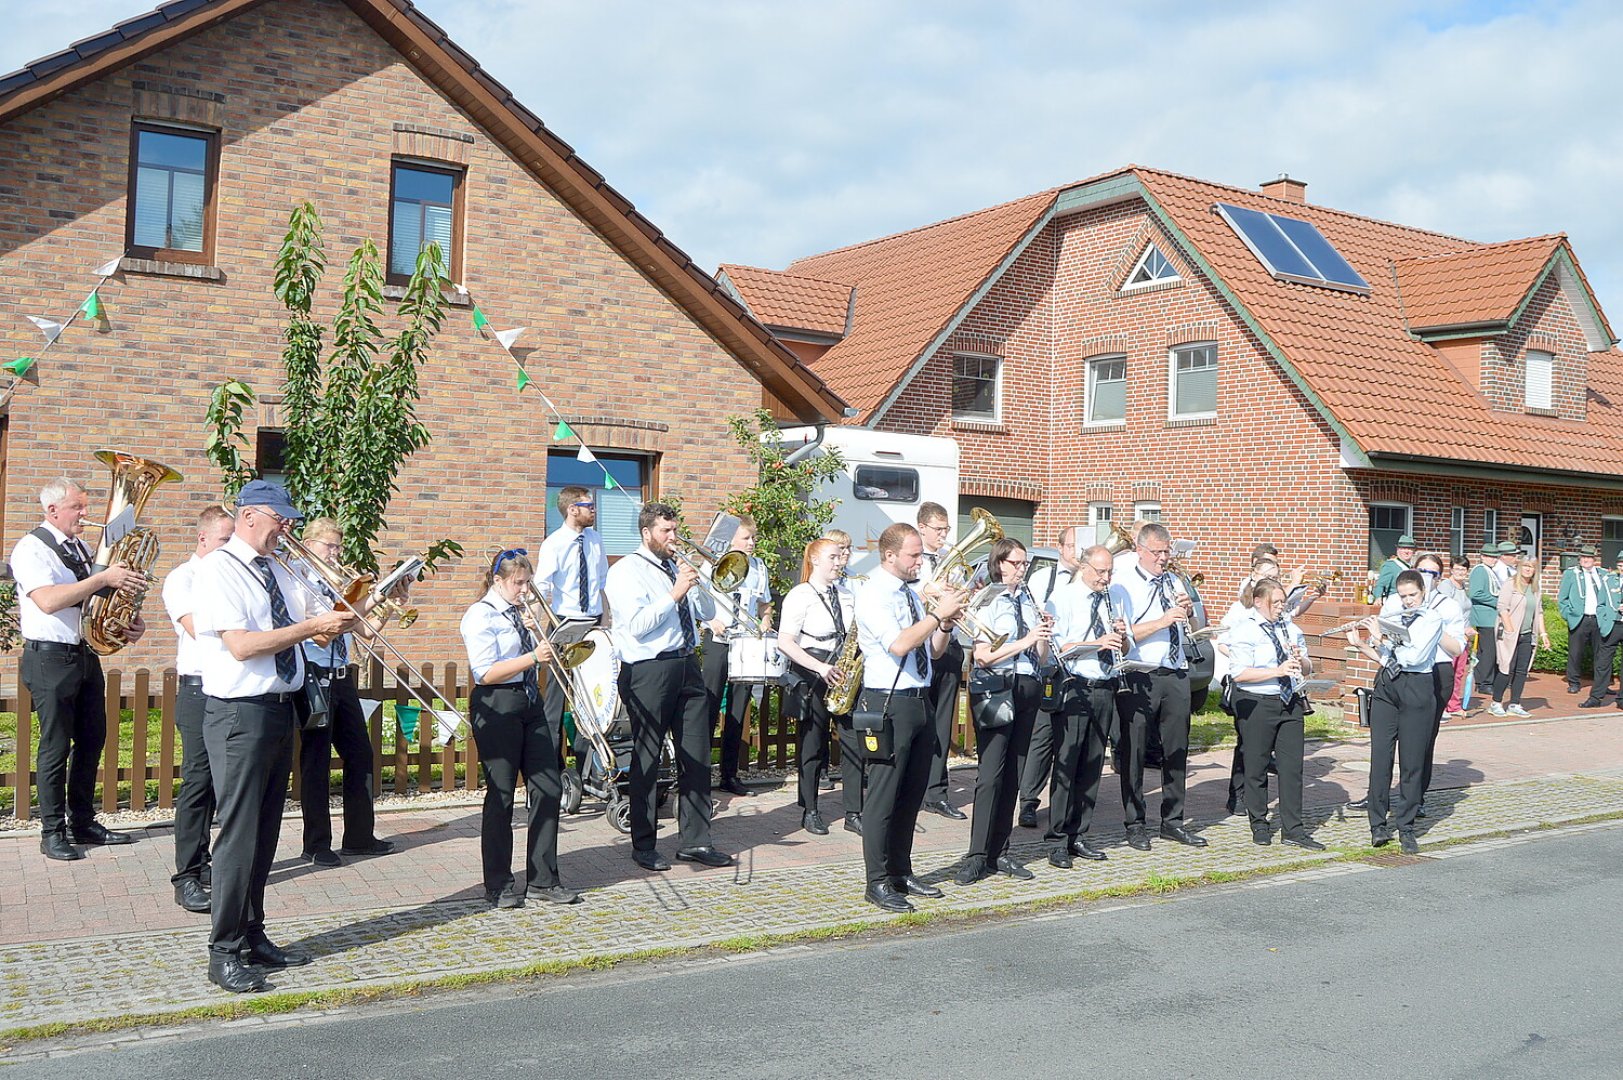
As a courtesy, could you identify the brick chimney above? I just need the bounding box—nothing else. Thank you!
[1260,174,1307,204]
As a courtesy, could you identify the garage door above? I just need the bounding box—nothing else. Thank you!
[958,496,1034,549]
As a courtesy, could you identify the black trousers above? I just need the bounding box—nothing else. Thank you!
[1016,703,1056,813]
[1567,615,1599,687]
[862,694,932,889]
[1473,628,1500,700]
[469,683,561,893]
[923,640,964,804]
[1235,692,1307,837]
[1043,679,1114,848]
[1367,669,1432,835]
[297,672,377,853]
[22,645,107,837]
[796,684,845,814]
[1493,632,1536,703]
[834,717,866,816]
[1118,668,1191,829]
[172,680,214,884]
[701,633,751,781]
[620,654,714,853]
[203,694,295,956]
[965,675,1039,866]
[1420,662,1451,796]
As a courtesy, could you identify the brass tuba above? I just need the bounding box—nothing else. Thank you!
[923,508,1008,648]
[82,450,183,655]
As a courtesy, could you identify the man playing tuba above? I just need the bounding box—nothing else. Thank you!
[11,477,149,861]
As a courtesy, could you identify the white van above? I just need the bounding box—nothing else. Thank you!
[778,426,960,576]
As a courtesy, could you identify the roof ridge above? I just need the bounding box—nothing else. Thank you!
[719,263,855,291]
[1394,234,1568,265]
[789,186,1059,265]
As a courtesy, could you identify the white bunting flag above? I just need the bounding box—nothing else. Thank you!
[94,257,122,278]
[358,698,384,722]
[577,445,597,464]
[433,709,462,745]
[493,327,526,351]
[25,315,64,342]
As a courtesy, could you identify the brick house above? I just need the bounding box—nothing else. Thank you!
[720,166,1623,605]
[0,0,844,670]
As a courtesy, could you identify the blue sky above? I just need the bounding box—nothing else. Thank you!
[6,0,1620,326]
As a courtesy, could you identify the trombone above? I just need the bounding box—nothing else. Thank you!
[515,581,618,774]
[671,535,764,636]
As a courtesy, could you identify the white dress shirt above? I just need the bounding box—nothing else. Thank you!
[1118,563,1188,670]
[1578,567,1602,617]
[9,522,91,644]
[162,555,206,677]
[460,588,532,685]
[191,535,311,698]
[855,566,932,691]
[1046,582,1133,681]
[1381,590,1463,666]
[778,580,854,656]
[979,588,1044,677]
[1378,607,1446,674]
[1226,614,1309,697]
[534,524,609,620]
[704,554,770,639]
[1027,562,1075,605]
[603,545,717,662]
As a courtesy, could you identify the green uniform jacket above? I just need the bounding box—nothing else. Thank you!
[1557,566,1618,636]
[1467,564,1501,629]
[1372,557,1406,601]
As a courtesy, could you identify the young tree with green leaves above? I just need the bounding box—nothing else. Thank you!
[719,408,845,598]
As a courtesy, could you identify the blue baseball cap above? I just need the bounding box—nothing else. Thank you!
[234,479,303,521]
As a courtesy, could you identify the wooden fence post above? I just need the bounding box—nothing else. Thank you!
[16,678,33,822]
[438,662,458,793]
[130,669,150,811]
[158,670,177,809]
[102,669,121,813]
[392,665,409,795]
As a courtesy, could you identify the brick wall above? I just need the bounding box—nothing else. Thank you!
[1481,273,1590,419]
[0,0,770,670]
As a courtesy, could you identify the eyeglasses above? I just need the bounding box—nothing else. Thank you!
[571,501,596,510]
[1004,558,1030,568]
[249,506,288,527]
[1141,546,1171,558]
[1419,569,1441,576]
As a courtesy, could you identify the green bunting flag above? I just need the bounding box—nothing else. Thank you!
[472,307,490,331]
[81,293,102,320]
[552,421,573,441]
[604,473,619,490]
[516,368,531,391]
[3,357,36,376]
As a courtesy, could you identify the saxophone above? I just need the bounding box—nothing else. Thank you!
[824,615,864,716]
[81,450,183,655]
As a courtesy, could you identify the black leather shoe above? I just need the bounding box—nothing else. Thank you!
[246,934,312,968]
[632,850,671,872]
[1399,831,1420,855]
[1252,828,1272,846]
[922,799,967,820]
[676,846,733,868]
[1049,849,1073,869]
[819,773,836,791]
[208,954,267,994]
[894,875,943,898]
[802,810,829,835]
[864,883,913,913]
[1416,803,1429,819]
[1371,831,1393,848]
[843,813,863,836]
[1070,839,1107,861]
[175,878,212,913]
[339,838,396,856]
[954,858,990,886]
[717,777,752,797]
[1158,822,1208,848]
[995,856,1035,880]
[527,885,581,905]
[1282,834,1327,851]
[40,832,84,861]
[71,821,133,846]
[1567,682,1581,694]
[1346,796,1369,811]
[301,848,342,867]
[1126,830,1152,852]
[1017,805,1038,828]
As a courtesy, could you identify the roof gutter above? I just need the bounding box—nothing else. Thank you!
[1360,453,1623,492]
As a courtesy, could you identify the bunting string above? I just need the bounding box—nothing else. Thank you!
[3,253,125,411]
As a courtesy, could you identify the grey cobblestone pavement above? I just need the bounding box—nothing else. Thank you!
[5,712,1623,1035]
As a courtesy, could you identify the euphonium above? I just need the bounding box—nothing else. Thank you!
[923,508,1008,648]
[81,450,183,655]
[824,617,864,716]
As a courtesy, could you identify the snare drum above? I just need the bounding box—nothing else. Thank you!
[569,628,621,735]
[727,633,788,684]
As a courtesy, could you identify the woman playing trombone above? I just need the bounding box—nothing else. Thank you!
[459,548,579,909]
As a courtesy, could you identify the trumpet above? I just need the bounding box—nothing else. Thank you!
[1302,568,1343,591]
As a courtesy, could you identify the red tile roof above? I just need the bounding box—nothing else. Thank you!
[719,265,854,338]
[1394,235,1565,330]
[783,189,1057,420]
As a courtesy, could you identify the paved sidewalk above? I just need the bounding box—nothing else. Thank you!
[3,710,1622,1035]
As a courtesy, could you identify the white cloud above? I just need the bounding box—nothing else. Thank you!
[4,0,1619,323]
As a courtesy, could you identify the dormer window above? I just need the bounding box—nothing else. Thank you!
[1123,243,1180,291]
[1525,349,1553,410]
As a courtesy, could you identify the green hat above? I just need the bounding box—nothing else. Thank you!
[1396,535,1416,548]
[1578,544,1599,557]
[1496,540,1521,555]
[1478,542,1497,556]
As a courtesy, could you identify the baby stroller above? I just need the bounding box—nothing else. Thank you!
[559,629,676,834]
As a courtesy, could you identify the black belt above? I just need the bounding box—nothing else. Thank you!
[655,646,694,661]
[1073,675,1118,689]
[217,690,298,704]
[308,664,351,682]
[179,675,203,687]
[24,640,88,655]
[884,686,928,698]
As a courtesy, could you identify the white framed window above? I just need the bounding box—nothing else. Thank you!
[1603,517,1623,567]
[952,352,1001,421]
[1449,507,1466,557]
[1084,355,1127,426]
[1483,508,1500,547]
[1525,349,1553,410]
[1122,243,1180,291]
[1133,501,1163,524]
[1369,502,1412,569]
[1168,342,1217,419]
[1087,502,1113,526]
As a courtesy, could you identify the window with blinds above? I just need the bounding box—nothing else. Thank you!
[389,163,462,281]
[545,451,650,557]
[127,124,216,262]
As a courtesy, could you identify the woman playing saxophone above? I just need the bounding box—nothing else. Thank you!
[776,538,860,837]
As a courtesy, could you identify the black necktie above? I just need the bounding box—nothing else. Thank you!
[576,534,591,614]
[504,604,539,704]
[662,558,697,649]
[1260,620,1292,701]
[827,584,845,644]
[1089,591,1112,668]
[318,581,348,667]
[901,583,928,677]
[1157,574,1184,666]
[253,556,299,684]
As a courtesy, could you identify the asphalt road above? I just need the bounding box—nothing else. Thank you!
[15,823,1623,1079]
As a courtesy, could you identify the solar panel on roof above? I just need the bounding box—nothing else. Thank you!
[1213,203,1370,294]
